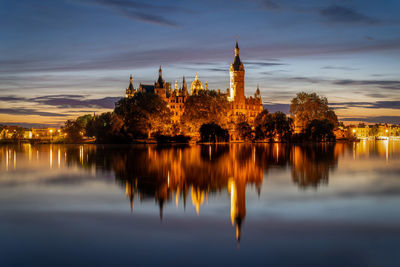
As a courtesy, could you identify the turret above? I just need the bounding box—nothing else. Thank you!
[190,72,204,95]
[229,41,245,102]
[125,74,135,98]
[174,80,179,95]
[181,76,188,95]
[156,65,165,88]
[235,40,239,57]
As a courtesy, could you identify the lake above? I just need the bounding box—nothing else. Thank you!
[1,141,400,266]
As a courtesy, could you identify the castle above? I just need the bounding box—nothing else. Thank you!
[125,42,263,139]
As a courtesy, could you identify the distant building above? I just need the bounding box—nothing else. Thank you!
[348,124,400,139]
[125,42,263,139]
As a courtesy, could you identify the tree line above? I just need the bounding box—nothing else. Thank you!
[62,91,338,143]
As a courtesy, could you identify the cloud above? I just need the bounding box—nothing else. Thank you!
[261,0,280,10]
[364,93,387,98]
[322,66,358,71]
[320,5,380,25]
[78,0,183,27]
[0,108,68,117]
[290,77,321,84]
[0,95,122,109]
[341,116,400,124]
[244,61,287,67]
[31,95,121,109]
[0,96,25,102]
[2,37,400,75]
[330,101,400,110]
[333,79,400,90]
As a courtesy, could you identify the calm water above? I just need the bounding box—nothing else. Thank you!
[1,142,400,266]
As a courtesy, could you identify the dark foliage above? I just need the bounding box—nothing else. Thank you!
[199,123,229,143]
[86,112,129,143]
[254,110,293,141]
[63,114,93,143]
[305,119,335,142]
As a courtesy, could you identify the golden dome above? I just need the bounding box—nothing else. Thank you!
[190,72,203,94]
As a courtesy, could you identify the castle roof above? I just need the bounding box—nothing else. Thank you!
[156,66,165,88]
[231,41,243,71]
[140,84,155,93]
[190,72,203,92]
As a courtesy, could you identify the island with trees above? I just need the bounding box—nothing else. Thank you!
[61,91,339,144]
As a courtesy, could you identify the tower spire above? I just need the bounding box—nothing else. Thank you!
[182,76,188,95]
[235,40,239,56]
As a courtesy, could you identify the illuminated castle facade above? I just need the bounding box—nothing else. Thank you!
[125,42,263,135]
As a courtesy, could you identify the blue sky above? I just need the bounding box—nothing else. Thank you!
[0,0,400,126]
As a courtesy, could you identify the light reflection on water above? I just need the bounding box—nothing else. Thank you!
[1,141,400,266]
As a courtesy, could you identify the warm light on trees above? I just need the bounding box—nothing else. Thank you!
[115,92,172,139]
[254,110,293,141]
[290,92,338,130]
[182,90,230,135]
[63,114,93,143]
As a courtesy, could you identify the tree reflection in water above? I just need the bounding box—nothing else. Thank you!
[53,143,339,243]
[0,143,341,243]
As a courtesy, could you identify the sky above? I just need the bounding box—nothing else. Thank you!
[0,0,400,127]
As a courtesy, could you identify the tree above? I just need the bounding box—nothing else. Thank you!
[182,90,230,134]
[254,110,293,142]
[63,114,93,143]
[254,109,274,140]
[236,121,253,141]
[235,114,253,141]
[86,112,127,143]
[270,111,293,142]
[290,92,338,132]
[199,123,229,143]
[305,119,335,142]
[114,92,172,139]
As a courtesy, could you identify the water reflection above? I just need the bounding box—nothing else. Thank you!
[1,141,400,244]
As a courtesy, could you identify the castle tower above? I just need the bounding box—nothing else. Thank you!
[174,80,178,93]
[229,41,245,102]
[125,74,135,98]
[181,76,188,95]
[190,72,203,95]
[155,66,167,98]
[156,66,164,88]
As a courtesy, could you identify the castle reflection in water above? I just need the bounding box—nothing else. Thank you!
[1,141,398,243]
